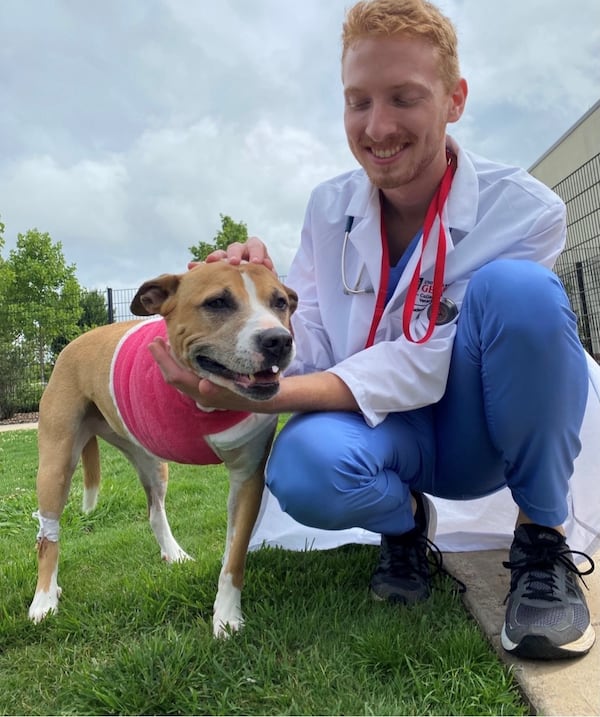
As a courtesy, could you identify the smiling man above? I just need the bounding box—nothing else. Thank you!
[151,0,598,660]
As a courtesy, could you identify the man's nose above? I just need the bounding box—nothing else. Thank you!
[365,102,397,142]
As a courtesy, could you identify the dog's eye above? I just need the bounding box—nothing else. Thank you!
[203,294,235,311]
[272,295,289,312]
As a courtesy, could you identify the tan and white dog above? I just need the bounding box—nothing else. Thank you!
[28,262,297,637]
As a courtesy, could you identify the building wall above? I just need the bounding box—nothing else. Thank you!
[529,100,600,359]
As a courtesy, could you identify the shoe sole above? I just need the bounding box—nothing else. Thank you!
[501,622,596,659]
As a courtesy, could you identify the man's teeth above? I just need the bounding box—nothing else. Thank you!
[372,145,404,158]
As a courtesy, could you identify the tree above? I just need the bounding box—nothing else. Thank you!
[188,213,249,261]
[0,216,12,299]
[3,229,83,384]
[51,289,108,356]
[78,289,108,330]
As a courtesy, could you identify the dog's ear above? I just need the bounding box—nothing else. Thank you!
[284,285,298,316]
[130,274,182,316]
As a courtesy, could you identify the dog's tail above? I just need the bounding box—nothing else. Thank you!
[81,437,101,513]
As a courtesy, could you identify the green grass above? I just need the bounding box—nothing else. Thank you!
[0,427,528,716]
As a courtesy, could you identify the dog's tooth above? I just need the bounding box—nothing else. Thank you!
[249,374,255,383]
[271,365,279,374]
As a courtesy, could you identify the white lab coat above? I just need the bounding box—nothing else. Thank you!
[250,136,600,556]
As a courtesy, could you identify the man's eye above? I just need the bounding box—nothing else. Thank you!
[393,96,418,107]
[346,98,370,110]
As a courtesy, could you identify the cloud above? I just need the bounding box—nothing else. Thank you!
[448,0,600,164]
[0,0,598,291]
[0,114,349,289]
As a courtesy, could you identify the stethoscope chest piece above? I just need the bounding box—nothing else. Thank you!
[427,297,458,325]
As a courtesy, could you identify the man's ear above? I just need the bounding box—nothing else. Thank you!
[130,274,182,316]
[447,77,468,124]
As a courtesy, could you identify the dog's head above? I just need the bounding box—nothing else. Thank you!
[130,262,297,400]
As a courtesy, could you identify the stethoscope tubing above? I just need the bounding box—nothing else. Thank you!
[341,216,374,295]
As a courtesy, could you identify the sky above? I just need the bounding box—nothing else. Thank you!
[1,0,599,291]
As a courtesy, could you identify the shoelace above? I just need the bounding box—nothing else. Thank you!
[503,543,595,603]
[427,538,467,595]
[389,532,466,594]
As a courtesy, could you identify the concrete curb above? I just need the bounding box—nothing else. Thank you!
[445,550,599,716]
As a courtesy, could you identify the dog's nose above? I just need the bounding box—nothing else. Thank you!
[257,328,293,363]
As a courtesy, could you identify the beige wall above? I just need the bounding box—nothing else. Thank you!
[528,100,600,358]
[529,100,600,185]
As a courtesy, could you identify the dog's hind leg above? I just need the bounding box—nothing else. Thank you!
[29,413,85,622]
[81,436,101,513]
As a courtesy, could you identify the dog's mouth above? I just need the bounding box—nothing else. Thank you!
[194,356,281,400]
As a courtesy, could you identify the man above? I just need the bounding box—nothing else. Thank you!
[151,0,597,659]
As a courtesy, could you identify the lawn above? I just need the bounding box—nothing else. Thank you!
[0,427,528,715]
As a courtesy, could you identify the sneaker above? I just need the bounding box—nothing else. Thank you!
[370,492,439,604]
[501,523,596,659]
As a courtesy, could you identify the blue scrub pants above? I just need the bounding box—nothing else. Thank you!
[266,260,588,535]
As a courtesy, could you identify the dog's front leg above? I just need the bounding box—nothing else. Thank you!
[208,416,276,638]
[213,466,265,638]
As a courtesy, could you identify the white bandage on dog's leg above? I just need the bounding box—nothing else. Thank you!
[32,510,60,542]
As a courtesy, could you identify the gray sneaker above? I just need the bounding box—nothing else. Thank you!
[501,524,596,659]
[370,492,438,604]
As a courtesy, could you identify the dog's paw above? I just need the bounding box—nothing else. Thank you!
[213,614,244,639]
[28,587,62,623]
[213,579,244,638]
[161,546,194,563]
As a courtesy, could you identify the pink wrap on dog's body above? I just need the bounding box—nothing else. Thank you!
[110,320,251,465]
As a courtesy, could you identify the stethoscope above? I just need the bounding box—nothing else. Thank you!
[341,216,374,295]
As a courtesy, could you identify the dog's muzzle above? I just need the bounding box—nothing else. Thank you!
[193,326,294,400]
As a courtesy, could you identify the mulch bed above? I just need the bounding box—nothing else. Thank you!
[0,412,39,426]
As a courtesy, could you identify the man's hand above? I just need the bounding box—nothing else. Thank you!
[147,337,204,399]
[201,236,276,272]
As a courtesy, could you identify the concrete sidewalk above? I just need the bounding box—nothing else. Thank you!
[3,421,598,715]
[0,422,39,432]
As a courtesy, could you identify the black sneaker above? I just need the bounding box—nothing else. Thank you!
[370,492,438,604]
[501,523,596,659]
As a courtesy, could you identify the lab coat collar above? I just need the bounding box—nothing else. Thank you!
[445,135,479,233]
[344,173,378,221]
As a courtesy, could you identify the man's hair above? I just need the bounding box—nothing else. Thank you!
[342,0,460,91]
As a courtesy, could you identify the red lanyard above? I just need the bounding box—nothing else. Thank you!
[364,152,456,348]
[402,152,456,344]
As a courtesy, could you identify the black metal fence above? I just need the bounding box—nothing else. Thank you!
[553,152,600,360]
[106,287,142,323]
[0,299,83,418]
